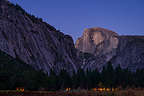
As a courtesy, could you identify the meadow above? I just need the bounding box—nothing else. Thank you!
[0,88,144,96]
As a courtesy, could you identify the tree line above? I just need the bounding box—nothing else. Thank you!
[0,49,144,91]
[0,59,144,91]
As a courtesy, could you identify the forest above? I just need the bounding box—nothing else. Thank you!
[0,48,144,91]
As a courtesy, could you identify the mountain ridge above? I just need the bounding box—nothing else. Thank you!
[0,0,144,73]
[0,0,79,74]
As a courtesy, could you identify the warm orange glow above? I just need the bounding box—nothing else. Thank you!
[102,88,105,91]
[92,88,97,91]
[106,88,111,91]
[20,88,24,92]
[66,88,71,91]
[112,88,115,91]
[16,87,24,92]
[92,88,112,92]
[98,88,103,91]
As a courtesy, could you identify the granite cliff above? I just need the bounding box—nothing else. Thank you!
[76,27,144,71]
[0,0,144,73]
[0,0,79,74]
[75,27,119,61]
[111,36,144,71]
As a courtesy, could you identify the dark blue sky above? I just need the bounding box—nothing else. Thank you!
[10,0,144,42]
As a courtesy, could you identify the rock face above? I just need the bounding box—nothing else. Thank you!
[111,36,144,71]
[0,0,79,74]
[75,27,119,62]
[76,27,144,71]
[0,0,144,73]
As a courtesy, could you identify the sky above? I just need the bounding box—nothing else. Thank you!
[10,0,144,42]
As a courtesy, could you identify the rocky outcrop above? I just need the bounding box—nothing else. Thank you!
[75,27,119,70]
[76,28,144,71]
[0,0,79,74]
[75,27,119,61]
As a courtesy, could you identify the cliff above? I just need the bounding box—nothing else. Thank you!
[111,36,144,71]
[0,0,79,74]
[76,28,144,71]
[0,0,144,73]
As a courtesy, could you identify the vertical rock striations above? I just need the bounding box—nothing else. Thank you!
[75,27,119,70]
[75,27,118,60]
[111,36,144,71]
[0,0,79,74]
[0,0,144,73]
[76,27,144,71]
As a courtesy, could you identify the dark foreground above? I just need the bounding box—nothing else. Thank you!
[0,89,144,96]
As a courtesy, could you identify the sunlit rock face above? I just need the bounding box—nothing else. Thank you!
[0,0,79,74]
[75,28,144,72]
[75,27,119,62]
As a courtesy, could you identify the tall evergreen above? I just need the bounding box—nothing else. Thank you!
[0,49,144,90]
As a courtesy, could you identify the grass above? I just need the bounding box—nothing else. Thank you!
[0,89,144,96]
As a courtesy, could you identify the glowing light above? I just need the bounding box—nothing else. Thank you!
[106,88,111,91]
[92,88,97,91]
[112,88,115,91]
[16,87,24,92]
[98,88,103,91]
[66,88,71,91]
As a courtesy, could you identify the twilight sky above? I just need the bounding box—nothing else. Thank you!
[10,0,144,42]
